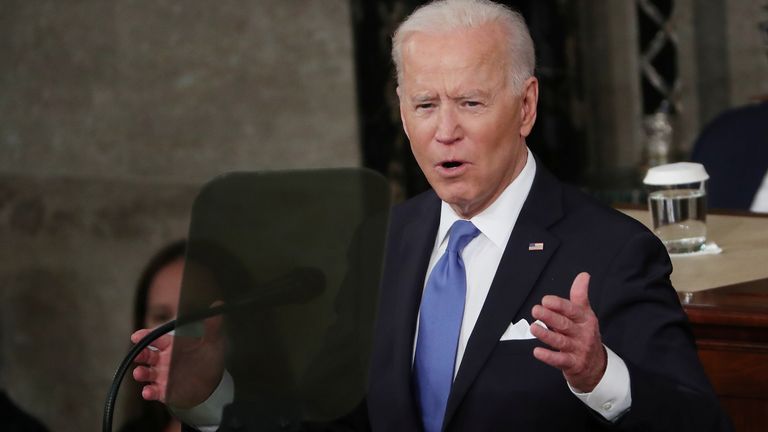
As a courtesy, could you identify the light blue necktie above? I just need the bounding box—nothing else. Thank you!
[414,220,480,432]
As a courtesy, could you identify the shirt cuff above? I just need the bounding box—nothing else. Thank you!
[568,345,632,422]
[171,369,234,428]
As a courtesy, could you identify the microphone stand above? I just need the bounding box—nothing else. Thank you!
[102,268,324,432]
[102,302,230,432]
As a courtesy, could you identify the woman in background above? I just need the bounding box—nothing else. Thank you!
[120,240,186,432]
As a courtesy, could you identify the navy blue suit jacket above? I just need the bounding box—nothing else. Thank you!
[367,165,730,431]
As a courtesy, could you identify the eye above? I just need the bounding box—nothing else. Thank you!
[415,103,435,111]
[463,100,483,108]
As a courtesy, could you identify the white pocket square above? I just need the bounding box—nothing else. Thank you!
[499,319,548,341]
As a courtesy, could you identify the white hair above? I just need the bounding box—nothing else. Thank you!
[392,0,535,93]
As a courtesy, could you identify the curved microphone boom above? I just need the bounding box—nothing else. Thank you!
[102,267,325,432]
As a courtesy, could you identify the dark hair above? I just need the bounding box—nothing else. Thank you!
[120,240,186,432]
[132,240,187,331]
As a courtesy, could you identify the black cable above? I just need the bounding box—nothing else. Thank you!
[102,301,236,432]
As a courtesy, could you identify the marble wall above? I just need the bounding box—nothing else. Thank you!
[0,1,360,431]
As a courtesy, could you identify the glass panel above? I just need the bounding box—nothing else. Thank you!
[168,168,389,430]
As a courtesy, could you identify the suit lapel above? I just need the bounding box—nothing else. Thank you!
[443,165,565,427]
[386,192,441,418]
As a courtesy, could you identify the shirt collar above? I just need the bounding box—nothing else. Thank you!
[436,147,537,249]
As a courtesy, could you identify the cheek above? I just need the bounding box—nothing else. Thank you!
[479,119,517,151]
[404,110,437,135]
[410,145,434,176]
[405,125,434,161]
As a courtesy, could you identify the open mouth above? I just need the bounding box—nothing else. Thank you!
[441,160,464,169]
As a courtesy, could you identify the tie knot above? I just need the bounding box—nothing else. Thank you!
[447,220,480,253]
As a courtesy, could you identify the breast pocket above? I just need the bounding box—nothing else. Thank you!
[463,337,566,422]
[486,338,561,392]
[496,337,549,354]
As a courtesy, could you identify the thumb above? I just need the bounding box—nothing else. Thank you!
[131,329,151,344]
[570,272,591,308]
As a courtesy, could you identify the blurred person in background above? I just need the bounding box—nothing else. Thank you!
[691,100,768,212]
[120,240,186,432]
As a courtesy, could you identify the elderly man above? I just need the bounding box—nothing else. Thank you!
[366,0,728,431]
[133,0,730,430]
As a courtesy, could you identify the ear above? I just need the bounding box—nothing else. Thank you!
[397,86,411,140]
[519,77,539,138]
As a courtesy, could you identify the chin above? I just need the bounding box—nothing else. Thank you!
[435,187,476,213]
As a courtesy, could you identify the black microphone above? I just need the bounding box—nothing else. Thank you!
[175,267,325,326]
[102,267,326,432]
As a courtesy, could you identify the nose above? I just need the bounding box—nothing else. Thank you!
[435,105,462,145]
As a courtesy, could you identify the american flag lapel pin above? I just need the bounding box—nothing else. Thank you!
[528,242,544,251]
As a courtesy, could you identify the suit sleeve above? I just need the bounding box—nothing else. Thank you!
[596,230,732,432]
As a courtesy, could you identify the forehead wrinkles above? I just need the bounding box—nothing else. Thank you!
[400,27,510,96]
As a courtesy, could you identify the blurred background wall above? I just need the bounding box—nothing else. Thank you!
[0,1,766,431]
[0,1,358,431]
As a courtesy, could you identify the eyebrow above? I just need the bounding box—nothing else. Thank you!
[408,89,492,104]
[410,93,436,104]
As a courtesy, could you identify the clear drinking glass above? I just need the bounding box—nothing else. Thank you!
[643,163,709,254]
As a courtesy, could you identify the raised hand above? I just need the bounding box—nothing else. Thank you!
[131,310,226,409]
[530,272,607,392]
[131,330,173,402]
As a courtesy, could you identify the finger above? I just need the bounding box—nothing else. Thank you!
[141,384,165,402]
[539,295,582,322]
[531,305,574,335]
[533,346,576,371]
[132,365,158,383]
[146,333,174,351]
[529,320,571,351]
[569,272,591,308]
[131,330,174,351]
[131,329,152,344]
[134,347,160,365]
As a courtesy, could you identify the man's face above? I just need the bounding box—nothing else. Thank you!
[398,23,537,218]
